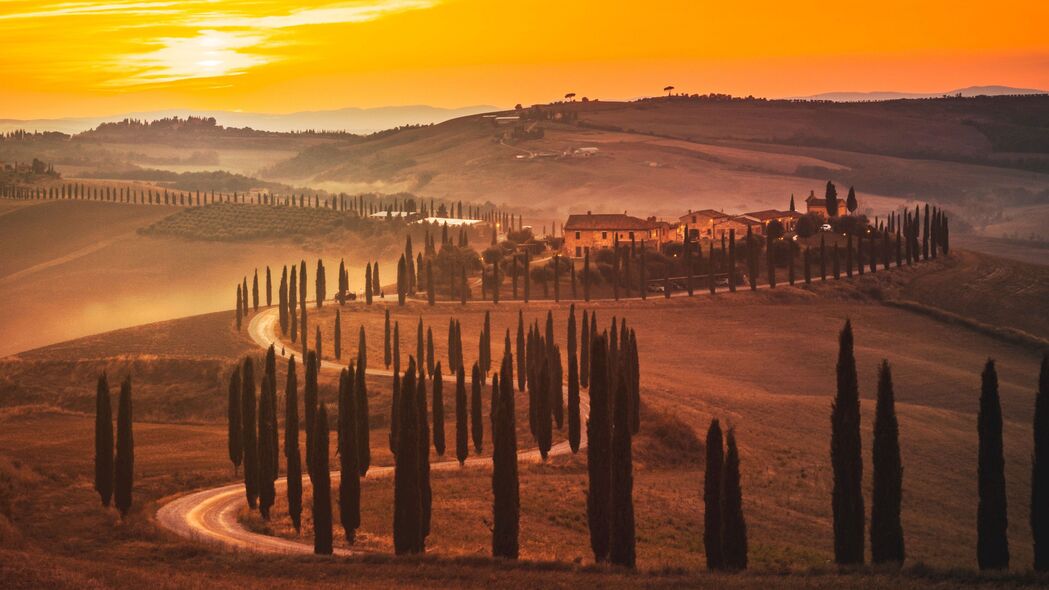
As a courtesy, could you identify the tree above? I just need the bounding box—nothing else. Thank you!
[516,310,526,392]
[766,219,785,240]
[1032,354,1049,571]
[339,366,360,544]
[721,428,748,570]
[470,363,483,454]
[397,254,407,305]
[114,376,134,517]
[252,269,259,311]
[241,358,259,509]
[334,309,342,360]
[609,369,636,568]
[285,356,303,532]
[831,320,864,565]
[236,284,243,330]
[356,329,370,476]
[825,181,839,218]
[266,266,272,307]
[703,419,724,570]
[587,334,612,562]
[279,266,289,334]
[372,261,380,298]
[394,360,423,554]
[384,308,391,369]
[789,193,796,212]
[581,309,590,388]
[417,360,432,544]
[568,309,581,453]
[492,355,519,558]
[846,186,858,215]
[94,373,114,507]
[456,364,470,464]
[304,352,318,477]
[258,374,276,519]
[433,362,446,456]
[871,360,904,565]
[313,403,334,555]
[365,262,374,304]
[978,359,1009,570]
[290,267,298,340]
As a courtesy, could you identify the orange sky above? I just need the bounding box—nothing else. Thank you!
[1,0,1047,118]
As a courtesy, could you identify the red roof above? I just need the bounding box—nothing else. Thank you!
[564,213,656,231]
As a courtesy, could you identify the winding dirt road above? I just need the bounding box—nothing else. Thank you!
[157,306,588,555]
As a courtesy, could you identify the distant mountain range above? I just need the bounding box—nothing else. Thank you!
[790,85,1047,102]
[0,104,502,135]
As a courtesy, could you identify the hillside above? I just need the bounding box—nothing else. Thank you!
[255,96,1049,239]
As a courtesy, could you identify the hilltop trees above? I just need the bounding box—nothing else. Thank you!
[114,376,134,517]
[978,359,1009,570]
[825,181,839,217]
[831,320,864,565]
[313,403,333,555]
[871,360,904,565]
[1033,354,1049,571]
[704,419,724,570]
[94,373,114,507]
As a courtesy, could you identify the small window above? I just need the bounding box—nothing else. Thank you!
[575,231,581,239]
[628,231,635,240]
[575,246,582,257]
[601,231,607,239]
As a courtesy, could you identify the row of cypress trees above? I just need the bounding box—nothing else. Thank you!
[93,373,134,517]
[703,419,747,570]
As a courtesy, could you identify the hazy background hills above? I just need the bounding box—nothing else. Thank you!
[790,85,1046,102]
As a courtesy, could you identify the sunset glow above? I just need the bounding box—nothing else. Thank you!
[1,0,1047,117]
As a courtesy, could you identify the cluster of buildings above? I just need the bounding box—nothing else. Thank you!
[561,192,842,258]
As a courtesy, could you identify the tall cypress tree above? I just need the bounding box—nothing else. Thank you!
[703,419,724,570]
[285,356,302,532]
[721,427,748,570]
[252,270,259,311]
[114,376,134,517]
[456,364,470,464]
[470,363,483,454]
[266,266,272,307]
[587,334,612,562]
[258,374,276,519]
[236,284,243,330]
[417,362,432,543]
[493,355,520,559]
[304,352,318,477]
[426,327,435,377]
[334,309,342,360]
[609,370,636,568]
[290,266,298,341]
[581,309,590,388]
[384,307,391,368]
[568,335,581,453]
[516,310,526,391]
[366,262,374,304]
[339,365,360,544]
[356,329,370,476]
[279,266,288,335]
[241,358,259,509]
[831,320,864,565]
[433,362,446,456]
[313,403,333,555]
[1032,353,1049,571]
[871,360,905,565]
[536,354,552,459]
[394,360,423,554]
[978,359,1009,570]
[94,373,114,507]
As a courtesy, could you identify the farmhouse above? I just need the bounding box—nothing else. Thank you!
[743,209,803,233]
[805,191,845,219]
[711,215,763,240]
[563,212,665,257]
[677,209,728,241]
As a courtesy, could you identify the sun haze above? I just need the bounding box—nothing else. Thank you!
[0,0,1047,118]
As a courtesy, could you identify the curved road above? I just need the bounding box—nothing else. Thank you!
[157,306,588,555]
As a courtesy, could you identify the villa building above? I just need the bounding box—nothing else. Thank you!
[562,212,666,257]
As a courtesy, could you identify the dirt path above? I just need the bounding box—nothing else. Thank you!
[156,306,587,555]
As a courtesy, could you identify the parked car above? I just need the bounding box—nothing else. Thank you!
[647,284,664,293]
[820,223,833,231]
[715,277,730,288]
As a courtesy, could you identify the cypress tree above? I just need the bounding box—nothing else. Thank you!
[536,354,552,459]
[334,309,342,360]
[266,266,272,307]
[609,368,636,568]
[290,266,298,341]
[704,419,724,570]
[243,277,249,312]
[516,310,526,391]
[470,363,482,454]
[482,311,492,377]
[394,360,423,554]
[831,320,864,565]
[587,334,612,562]
[365,262,373,304]
[871,360,905,565]
[94,373,114,507]
[114,376,134,517]
[493,355,520,558]
[728,229,737,292]
[258,374,276,519]
[721,427,748,570]
[356,329,370,476]
[240,357,260,509]
[524,250,531,302]
[978,359,1009,570]
[252,269,260,311]
[433,362,446,456]
[313,403,333,555]
[417,318,425,377]
[236,284,243,330]
[279,266,288,335]
[417,361,432,543]
[583,248,591,302]
[628,330,640,435]
[397,254,407,305]
[299,260,307,308]
[581,309,590,388]
[304,352,318,477]
[372,261,380,298]
[1032,354,1049,571]
[426,326,435,376]
[339,366,361,544]
[300,303,308,357]
[285,356,302,532]
[455,364,469,464]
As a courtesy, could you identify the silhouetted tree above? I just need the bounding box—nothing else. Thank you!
[365,262,374,304]
[826,181,839,218]
[492,355,519,558]
[334,309,342,360]
[258,374,276,519]
[339,366,360,544]
[417,360,432,543]
[94,373,114,507]
[470,363,482,454]
[1033,354,1049,571]
[568,308,581,453]
[252,270,259,311]
[240,358,259,509]
[279,266,289,334]
[236,284,243,330]
[846,186,858,215]
[704,419,724,570]
[978,359,1009,570]
[721,428,747,570]
[587,334,611,562]
[313,403,333,555]
[285,356,302,531]
[384,308,392,368]
[516,310,526,391]
[433,362,446,456]
[581,309,590,388]
[304,352,318,476]
[610,370,636,568]
[831,320,864,565]
[114,376,134,517]
[871,360,904,565]
[266,266,272,307]
[394,360,424,554]
[356,329,370,476]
